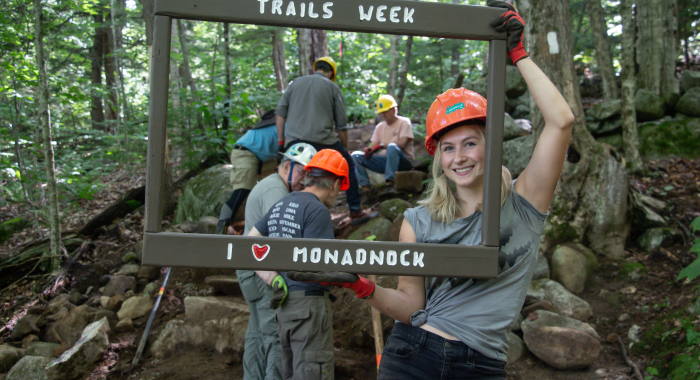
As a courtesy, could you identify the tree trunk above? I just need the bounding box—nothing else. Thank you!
[297,28,313,76]
[103,13,119,125]
[170,26,182,109]
[222,23,232,130]
[636,0,679,97]
[311,30,328,59]
[395,36,413,110]
[210,23,220,127]
[387,35,400,95]
[450,0,461,80]
[90,14,105,130]
[520,0,630,260]
[586,0,619,100]
[111,0,130,143]
[139,0,154,81]
[272,28,288,92]
[34,0,62,271]
[177,19,203,130]
[620,0,644,174]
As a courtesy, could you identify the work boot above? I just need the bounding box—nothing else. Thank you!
[215,219,230,235]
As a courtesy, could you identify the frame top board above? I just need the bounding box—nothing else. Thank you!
[155,0,507,40]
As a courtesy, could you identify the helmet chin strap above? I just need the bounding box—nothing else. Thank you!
[287,161,295,191]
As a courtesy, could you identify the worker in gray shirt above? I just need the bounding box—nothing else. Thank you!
[236,143,316,380]
[275,56,366,220]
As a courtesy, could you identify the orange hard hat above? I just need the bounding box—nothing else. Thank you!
[425,88,487,156]
[304,149,350,190]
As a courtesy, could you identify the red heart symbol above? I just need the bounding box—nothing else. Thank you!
[252,244,270,261]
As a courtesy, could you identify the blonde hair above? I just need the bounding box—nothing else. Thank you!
[419,125,512,224]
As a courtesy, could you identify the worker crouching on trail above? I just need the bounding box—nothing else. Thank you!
[248,149,352,380]
[215,110,279,235]
[275,56,367,220]
[352,94,414,193]
[237,143,316,380]
[289,1,575,379]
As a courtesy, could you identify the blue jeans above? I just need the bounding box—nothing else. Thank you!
[287,139,362,212]
[377,322,507,380]
[352,143,413,187]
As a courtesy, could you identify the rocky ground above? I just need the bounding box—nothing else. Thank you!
[0,148,699,379]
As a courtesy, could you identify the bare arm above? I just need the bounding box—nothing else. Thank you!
[275,115,286,144]
[248,227,279,285]
[514,58,574,214]
[366,219,425,324]
[337,129,348,149]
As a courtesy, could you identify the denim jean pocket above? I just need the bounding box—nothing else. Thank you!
[473,355,507,377]
[382,333,416,359]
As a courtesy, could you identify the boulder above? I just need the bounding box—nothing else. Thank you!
[117,296,154,320]
[107,295,124,313]
[25,343,60,358]
[394,171,427,193]
[521,310,599,340]
[149,316,248,358]
[586,99,621,121]
[630,191,667,229]
[680,70,700,93]
[675,87,700,117]
[92,310,118,330]
[116,264,140,277]
[638,227,682,252]
[0,344,21,372]
[550,243,597,294]
[115,319,135,333]
[184,297,249,323]
[385,214,405,242]
[0,217,30,244]
[9,314,40,341]
[137,266,161,281]
[174,164,236,225]
[512,104,530,119]
[348,218,393,241]
[502,135,534,177]
[503,113,522,141]
[635,89,665,121]
[378,199,412,221]
[523,326,601,370]
[506,332,527,366]
[43,305,93,347]
[102,275,136,297]
[505,65,528,98]
[46,318,110,380]
[204,276,243,297]
[197,216,218,235]
[6,356,52,380]
[532,254,550,281]
[597,134,622,151]
[529,279,593,321]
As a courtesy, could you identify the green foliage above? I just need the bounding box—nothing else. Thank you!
[635,311,700,379]
[678,217,700,281]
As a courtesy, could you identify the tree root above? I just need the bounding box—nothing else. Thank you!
[617,336,644,380]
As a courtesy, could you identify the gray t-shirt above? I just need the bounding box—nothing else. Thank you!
[237,172,290,282]
[254,191,333,292]
[275,73,347,145]
[403,181,547,361]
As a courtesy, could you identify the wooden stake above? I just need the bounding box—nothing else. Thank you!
[368,274,384,371]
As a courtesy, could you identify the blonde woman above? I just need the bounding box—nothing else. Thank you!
[289,1,574,378]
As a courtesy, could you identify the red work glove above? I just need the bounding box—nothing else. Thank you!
[488,0,529,64]
[364,144,383,159]
[287,271,376,299]
[278,139,285,152]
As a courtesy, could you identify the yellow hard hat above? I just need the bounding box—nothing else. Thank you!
[375,94,398,114]
[313,56,337,81]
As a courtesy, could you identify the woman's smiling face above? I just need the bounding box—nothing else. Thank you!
[439,125,485,189]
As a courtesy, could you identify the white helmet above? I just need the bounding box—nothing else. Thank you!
[282,143,317,166]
